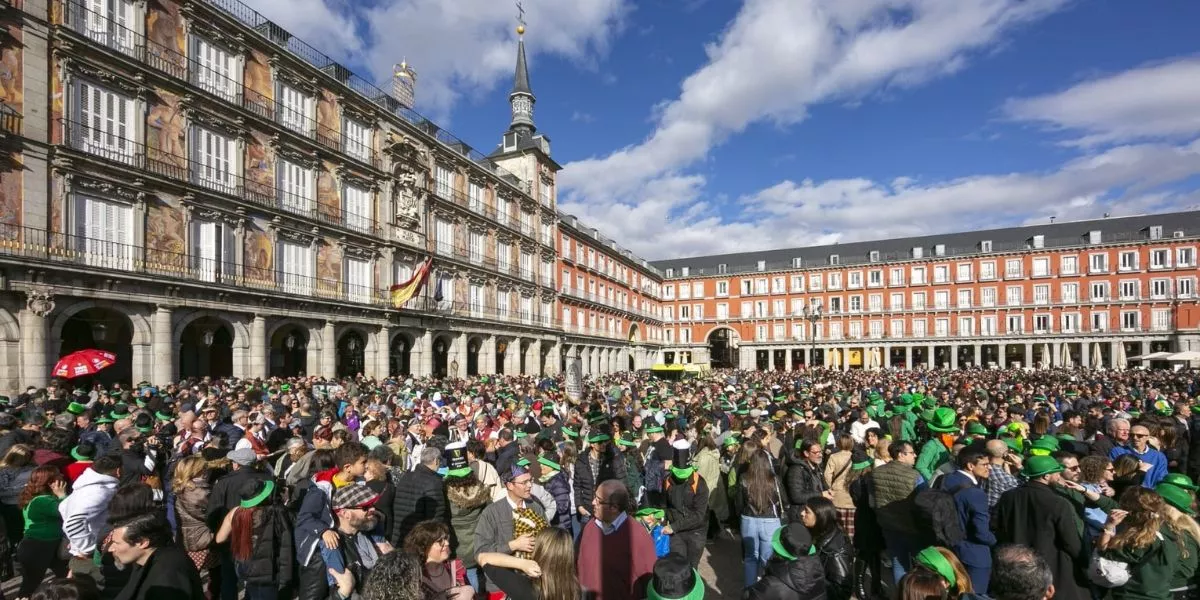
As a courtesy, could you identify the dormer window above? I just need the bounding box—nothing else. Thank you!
[981,240,992,253]
[829,254,839,266]
[869,251,879,262]
[912,247,923,259]
[756,260,766,271]
[1088,230,1102,244]
[681,267,689,277]
[665,268,674,278]
[1149,226,1163,240]
[934,244,945,256]
[1031,235,1044,249]
[791,257,802,268]
[717,263,728,274]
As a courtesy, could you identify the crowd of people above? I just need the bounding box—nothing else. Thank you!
[0,365,1193,600]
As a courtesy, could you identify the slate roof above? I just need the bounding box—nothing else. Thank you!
[649,210,1200,278]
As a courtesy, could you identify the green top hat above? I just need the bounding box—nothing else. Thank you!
[66,402,87,415]
[154,411,174,422]
[965,421,989,436]
[109,405,130,420]
[240,480,275,509]
[896,394,915,407]
[1157,484,1196,515]
[722,435,741,447]
[1162,473,1199,491]
[925,407,958,433]
[70,446,92,462]
[1029,436,1060,456]
[95,415,114,424]
[616,432,638,448]
[1021,455,1064,479]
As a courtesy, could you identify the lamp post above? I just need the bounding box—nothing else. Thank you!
[285,334,296,351]
[803,304,822,367]
[91,322,108,343]
[202,329,215,348]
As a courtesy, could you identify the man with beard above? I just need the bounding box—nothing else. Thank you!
[324,484,387,600]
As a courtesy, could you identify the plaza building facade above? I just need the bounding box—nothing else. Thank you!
[0,0,666,393]
[556,212,665,375]
[650,212,1200,372]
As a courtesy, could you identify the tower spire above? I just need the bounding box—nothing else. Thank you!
[508,1,535,137]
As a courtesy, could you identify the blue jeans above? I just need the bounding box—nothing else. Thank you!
[466,566,482,591]
[741,515,781,588]
[882,528,920,585]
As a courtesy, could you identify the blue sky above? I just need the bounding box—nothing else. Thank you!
[246,0,1200,260]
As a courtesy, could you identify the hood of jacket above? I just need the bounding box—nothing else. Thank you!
[447,480,490,510]
[313,466,340,485]
[72,467,119,492]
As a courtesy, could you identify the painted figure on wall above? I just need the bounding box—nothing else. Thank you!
[244,227,273,282]
[147,91,186,167]
[146,0,186,73]
[318,90,339,137]
[316,242,340,294]
[0,25,22,113]
[317,162,338,221]
[244,50,272,110]
[145,201,185,270]
[246,131,274,198]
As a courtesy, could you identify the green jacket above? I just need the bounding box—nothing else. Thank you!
[1171,529,1198,591]
[1102,525,1180,600]
[915,438,950,481]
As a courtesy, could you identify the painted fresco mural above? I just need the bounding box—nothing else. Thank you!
[316,161,338,222]
[147,90,186,169]
[0,169,21,235]
[50,56,63,145]
[147,0,186,74]
[317,90,339,139]
[244,225,273,284]
[316,241,340,296]
[245,50,272,111]
[246,131,274,200]
[0,25,22,114]
[145,199,185,271]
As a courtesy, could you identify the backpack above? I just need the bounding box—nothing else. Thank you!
[643,449,666,493]
[912,478,967,547]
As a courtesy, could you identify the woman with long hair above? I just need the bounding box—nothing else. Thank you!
[738,451,785,587]
[897,547,973,600]
[215,479,295,600]
[15,465,69,599]
[847,449,883,600]
[171,455,216,577]
[0,443,36,574]
[801,497,854,600]
[1098,486,1181,600]
[478,527,582,600]
[1157,485,1200,600]
[824,433,857,541]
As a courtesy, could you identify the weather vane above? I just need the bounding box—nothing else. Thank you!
[516,0,526,29]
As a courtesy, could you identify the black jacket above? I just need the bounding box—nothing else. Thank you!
[744,555,828,600]
[205,467,273,530]
[573,446,628,513]
[235,504,295,587]
[784,456,825,520]
[816,529,854,600]
[993,481,1087,600]
[390,464,447,545]
[495,442,520,477]
[664,472,709,534]
[113,544,205,600]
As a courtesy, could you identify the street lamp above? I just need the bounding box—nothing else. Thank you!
[202,329,215,348]
[803,304,822,367]
[285,334,296,351]
[348,337,358,352]
[91,322,108,343]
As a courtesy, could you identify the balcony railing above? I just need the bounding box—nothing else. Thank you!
[60,0,381,170]
[61,119,381,237]
[0,223,565,329]
[0,104,21,136]
[428,185,547,245]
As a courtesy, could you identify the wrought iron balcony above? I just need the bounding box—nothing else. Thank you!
[0,104,19,137]
[60,119,381,237]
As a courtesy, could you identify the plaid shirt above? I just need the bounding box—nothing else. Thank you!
[986,464,1020,508]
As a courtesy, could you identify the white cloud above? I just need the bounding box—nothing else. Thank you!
[561,139,1200,259]
[242,0,630,119]
[1004,57,1200,146]
[559,0,1069,201]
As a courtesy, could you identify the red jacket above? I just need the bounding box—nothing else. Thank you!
[577,516,658,600]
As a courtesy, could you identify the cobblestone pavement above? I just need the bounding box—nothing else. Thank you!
[699,536,744,600]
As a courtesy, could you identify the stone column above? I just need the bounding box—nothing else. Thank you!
[1051,343,1061,369]
[1111,341,1122,370]
[842,347,851,371]
[321,322,337,379]
[767,349,776,371]
[416,331,434,377]
[152,306,174,385]
[1024,343,1033,369]
[19,291,53,389]
[926,345,935,369]
[973,344,982,368]
[950,345,959,370]
[527,339,542,375]
[545,342,561,375]
[507,339,522,375]
[1140,340,1151,368]
[482,335,497,374]
[370,327,390,379]
[1079,342,1090,369]
[247,315,266,379]
[905,346,913,370]
[997,345,1007,369]
[450,333,467,378]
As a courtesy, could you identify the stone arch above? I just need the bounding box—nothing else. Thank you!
[627,322,641,344]
[0,307,18,394]
[172,310,250,349]
[389,328,418,348]
[705,326,740,343]
[336,324,378,354]
[267,319,321,350]
[49,300,151,346]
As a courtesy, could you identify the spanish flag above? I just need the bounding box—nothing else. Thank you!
[390,257,432,308]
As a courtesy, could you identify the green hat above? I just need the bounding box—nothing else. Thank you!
[646,563,704,600]
[896,393,915,407]
[280,384,291,392]
[670,465,695,479]
[95,415,114,424]
[154,411,174,422]
[1162,473,1200,491]
[1002,437,1022,454]
[537,456,562,472]
[926,407,958,433]
[635,507,665,520]
[1157,484,1196,515]
[562,426,580,439]
[110,405,130,420]
[1021,455,1064,479]
[644,425,664,434]
[1028,436,1060,456]
[1055,433,1077,442]
[722,435,741,447]
[588,433,611,444]
[915,547,958,589]
[70,446,92,461]
[966,421,989,436]
[616,432,637,448]
[66,402,87,415]
[770,524,814,561]
[240,480,275,509]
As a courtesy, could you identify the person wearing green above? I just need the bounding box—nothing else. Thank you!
[1097,486,1180,600]
[915,407,958,481]
[15,466,69,598]
[1156,483,1200,598]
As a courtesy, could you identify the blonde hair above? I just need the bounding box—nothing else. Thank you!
[171,455,209,492]
[1162,503,1200,559]
[935,547,974,595]
[531,527,581,600]
[1110,487,1167,551]
[1,444,33,468]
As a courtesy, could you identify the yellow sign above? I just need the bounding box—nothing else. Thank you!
[849,350,863,366]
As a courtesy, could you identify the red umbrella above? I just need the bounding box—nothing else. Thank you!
[52,349,117,379]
